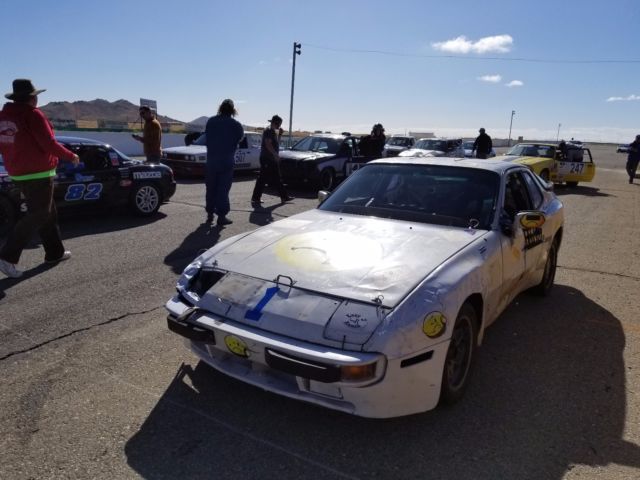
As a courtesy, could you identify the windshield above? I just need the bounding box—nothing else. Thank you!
[112,147,133,161]
[463,142,474,149]
[507,144,555,158]
[291,136,341,154]
[387,137,413,147]
[416,139,446,151]
[319,163,499,229]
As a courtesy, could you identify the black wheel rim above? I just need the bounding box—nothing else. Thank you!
[321,170,333,190]
[445,316,473,391]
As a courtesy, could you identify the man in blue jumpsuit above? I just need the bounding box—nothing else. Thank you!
[205,99,244,226]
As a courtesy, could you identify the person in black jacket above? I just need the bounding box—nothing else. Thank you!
[359,123,386,158]
[472,128,493,159]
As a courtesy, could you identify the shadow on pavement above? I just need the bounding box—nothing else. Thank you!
[554,185,614,197]
[125,285,640,479]
[164,223,221,274]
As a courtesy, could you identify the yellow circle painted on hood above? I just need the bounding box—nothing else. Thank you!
[520,214,545,229]
[423,312,447,338]
[224,335,249,358]
[274,231,383,271]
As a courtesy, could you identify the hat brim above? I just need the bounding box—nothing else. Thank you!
[5,88,46,100]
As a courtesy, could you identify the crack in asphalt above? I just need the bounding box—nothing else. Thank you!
[558,264,640,281]
[0,306,163,362]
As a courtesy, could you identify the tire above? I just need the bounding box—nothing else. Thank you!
[566,181,579,187]
[532,239,558,296]
[540,169,550,182]
[131,182,162,216]
[0,195,18,237]
[319,168,335,191]
[440,302,478,405]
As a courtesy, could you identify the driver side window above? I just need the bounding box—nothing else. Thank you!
[504,172,532,219]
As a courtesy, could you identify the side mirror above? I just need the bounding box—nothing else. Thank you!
[318,190,330,205]
[516,211,546,230]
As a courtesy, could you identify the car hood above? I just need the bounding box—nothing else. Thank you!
[279,150,334,161]
[204,209,485,308]
[398,148,444,157]
[192,209,485,346]
[384,145,408,151]
[162,145,207,155]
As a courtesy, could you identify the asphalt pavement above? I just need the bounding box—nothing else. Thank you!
[1,144,639,479]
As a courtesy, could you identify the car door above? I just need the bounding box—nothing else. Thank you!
[553,148,596,183]
[497,170,532,311]
[520,169,553,287]
[54,145,119,207]
[243,132,262,169]
[233,135,252,170]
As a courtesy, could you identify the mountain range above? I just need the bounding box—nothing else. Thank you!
[40,99,184,124]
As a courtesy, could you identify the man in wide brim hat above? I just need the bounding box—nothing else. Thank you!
[5,78,46,100]
[0,78,79,278]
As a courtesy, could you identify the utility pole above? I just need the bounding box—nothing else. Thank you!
[508,110,515,147]
[556,123,561,142]
[288,42,302,147]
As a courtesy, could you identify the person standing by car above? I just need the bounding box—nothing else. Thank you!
[359,123,386,158]
[0,79,79,278]
[132,106,162,163]
[626,135,640,184]
[251,115,292,205]
[472,128,493,159]
[204,99,244,226]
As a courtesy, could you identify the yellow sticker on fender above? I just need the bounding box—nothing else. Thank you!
[224,335,249,358]
[423,312,447,338]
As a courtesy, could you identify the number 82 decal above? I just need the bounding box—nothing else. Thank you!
[64,183,103,201]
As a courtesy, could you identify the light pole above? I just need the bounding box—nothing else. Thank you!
[288,42,302,147]
[508,110,515,147]
[556,123,561,142]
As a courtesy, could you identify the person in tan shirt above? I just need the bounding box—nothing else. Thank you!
[132,106,162,162]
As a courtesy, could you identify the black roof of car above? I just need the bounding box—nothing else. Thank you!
[56,136,105,146]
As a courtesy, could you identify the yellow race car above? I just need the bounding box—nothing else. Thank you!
[504,142,595,187]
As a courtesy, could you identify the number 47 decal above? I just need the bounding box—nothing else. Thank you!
[64,183,103,201]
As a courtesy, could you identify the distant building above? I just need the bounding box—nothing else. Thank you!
[409,131,435,139]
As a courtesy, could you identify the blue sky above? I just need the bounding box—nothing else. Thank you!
[2,0,639,142]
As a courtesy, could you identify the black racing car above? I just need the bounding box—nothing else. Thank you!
[0,136,176,236]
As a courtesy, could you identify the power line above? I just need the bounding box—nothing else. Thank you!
[302,43,640,64]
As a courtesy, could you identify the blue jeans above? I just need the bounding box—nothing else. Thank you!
[205,167,233,217]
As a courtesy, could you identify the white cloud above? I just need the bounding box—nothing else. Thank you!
[478,74,502,83]
[506,80,524,87]
[432,34,513,54]
[258,60,267,65]
[606,94,640,102]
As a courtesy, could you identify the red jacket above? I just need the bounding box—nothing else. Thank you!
[0,102,75,177]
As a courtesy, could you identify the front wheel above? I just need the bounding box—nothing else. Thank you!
[130,182,162,216]
[439,302,478,405]
[532,240,558,296]
[318,168,336,191]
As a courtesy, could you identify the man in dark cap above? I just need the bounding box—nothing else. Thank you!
[251,115,292,205]
[359,123,386,158]
[204,99,244,226]
[472,128,493,159]
[0,79,79,278]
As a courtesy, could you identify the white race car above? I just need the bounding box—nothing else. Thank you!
[166,156,564,418]
[161,131,262,176]
[399,138,465,158]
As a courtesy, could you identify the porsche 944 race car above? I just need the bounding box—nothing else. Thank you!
[0,136,176,236]
[166,156,564,418]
